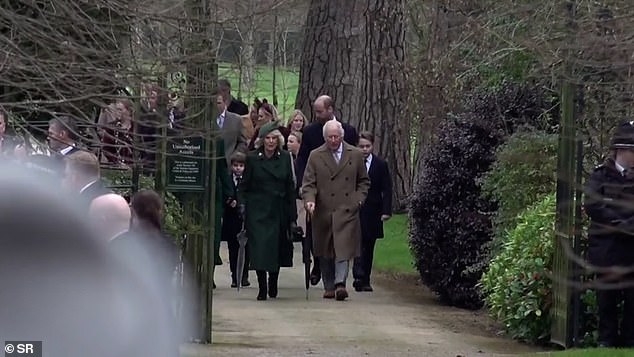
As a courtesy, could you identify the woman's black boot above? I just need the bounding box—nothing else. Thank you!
[268,271,279,298]
[256,270,267,300]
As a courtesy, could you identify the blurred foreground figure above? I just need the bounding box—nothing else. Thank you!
[0,162,193,357]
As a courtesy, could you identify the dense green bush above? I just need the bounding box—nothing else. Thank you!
[481,131,558,250]
[479,193,555,343]
[409,82,556,309]
[409,115,502,309]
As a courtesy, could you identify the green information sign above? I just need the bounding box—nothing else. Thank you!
[166,136,206,191]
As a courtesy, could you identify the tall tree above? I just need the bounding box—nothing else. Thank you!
[295,0,410,209]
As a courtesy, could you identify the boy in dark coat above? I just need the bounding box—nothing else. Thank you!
[222,152,250,288]
[352,131,393,292]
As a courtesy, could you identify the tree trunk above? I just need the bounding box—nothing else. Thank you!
[295,0,410,210]
[240,1,256,99]
[295,0,365,122]
[358,0,409,210]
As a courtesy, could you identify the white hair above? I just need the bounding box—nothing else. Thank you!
[322,119,344,139]
[254,129,285,150]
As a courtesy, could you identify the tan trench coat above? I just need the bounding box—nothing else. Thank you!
[301,142,370,260]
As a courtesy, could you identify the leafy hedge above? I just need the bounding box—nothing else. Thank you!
[481,131,558,251]
[409,82,556,309]
[409,115,502,309]
[479,193,555,343]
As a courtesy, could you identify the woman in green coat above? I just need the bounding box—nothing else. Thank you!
[240,122,297,300]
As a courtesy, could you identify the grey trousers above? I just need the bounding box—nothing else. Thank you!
[319,257,349,291]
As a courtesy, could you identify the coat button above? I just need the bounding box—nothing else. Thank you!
[345,177,349,181]
[345,193,349,196]
[345,208,350,212]
[331,193,335,197]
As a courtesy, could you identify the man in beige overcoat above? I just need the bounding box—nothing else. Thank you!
[301,119,370,301]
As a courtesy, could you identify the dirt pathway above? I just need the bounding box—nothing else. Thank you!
[181,243,546,357]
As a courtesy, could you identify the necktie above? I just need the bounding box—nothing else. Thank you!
[333,150,340,164]
[366,158,370,173]
[217,114,224,129]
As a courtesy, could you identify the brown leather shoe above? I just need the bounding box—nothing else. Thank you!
[335,286,349,301]
[323,290,335,299]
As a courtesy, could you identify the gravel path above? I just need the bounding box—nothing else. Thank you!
[180,243,545,357]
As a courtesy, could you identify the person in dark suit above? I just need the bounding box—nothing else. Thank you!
[296,95,359,286]
[213,89,248,166]
[352,131,393,292]
[47,116,80,157]
[222,151,251,288]
[584,121,634,348]
[63,150,112,210]
[218,79,249,116]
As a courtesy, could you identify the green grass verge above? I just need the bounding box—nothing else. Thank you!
[529,349,634,357]
[217,63,299,121]
[373,214,417,274]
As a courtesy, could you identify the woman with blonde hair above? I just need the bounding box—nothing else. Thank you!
[240,122,297,300]
[287,109,308,132]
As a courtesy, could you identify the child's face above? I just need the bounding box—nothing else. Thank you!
[287,134,300,154]
[232,162,245,176]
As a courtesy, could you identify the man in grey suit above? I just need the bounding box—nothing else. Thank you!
[213,90,248,165]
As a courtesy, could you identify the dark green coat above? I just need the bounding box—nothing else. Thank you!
[240,148,297,272]
[213,138,234,265]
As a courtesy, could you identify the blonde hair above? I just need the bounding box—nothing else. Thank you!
[289,130,302,144]
[254,129,285,150]
[288,109,308,128]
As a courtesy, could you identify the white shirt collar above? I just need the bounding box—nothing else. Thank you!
[615,161,627,175]
[60,145,75,155]
[366,153,373,164]
[79,179,98,193]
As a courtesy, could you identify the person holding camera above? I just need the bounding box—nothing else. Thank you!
[239,122,298,301]
[584,120,634,348]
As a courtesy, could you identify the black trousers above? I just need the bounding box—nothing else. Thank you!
[596,273,634,346]
[353,235,377,285]
[227,239,249,282]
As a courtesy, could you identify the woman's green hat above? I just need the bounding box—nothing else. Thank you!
[258,121,279,139]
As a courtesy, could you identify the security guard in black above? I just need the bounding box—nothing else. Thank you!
[584,121,634,348]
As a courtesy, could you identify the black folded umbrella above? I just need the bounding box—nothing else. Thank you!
[235,223,248,293]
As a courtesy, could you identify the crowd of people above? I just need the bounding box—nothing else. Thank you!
[208,81,394,301]
[0,79,395,310]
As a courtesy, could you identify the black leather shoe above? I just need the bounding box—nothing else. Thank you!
[231,281,237,288]
[361,285,373,292]
[353,280,362,291]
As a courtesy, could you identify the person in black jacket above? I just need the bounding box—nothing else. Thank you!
[352,131,393,292]
[63,150,112,211]
[584,120,634,348]
[222,151,251,288]
[218,79,249,116]
[296,95,359,286]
